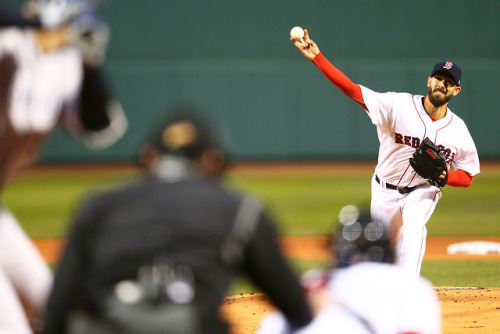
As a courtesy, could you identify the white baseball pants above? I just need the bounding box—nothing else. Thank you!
[0,208,53,334]
[370,175,441,276]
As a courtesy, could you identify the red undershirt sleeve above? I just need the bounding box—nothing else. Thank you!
[447,169,473,187]
[311,53,367,110]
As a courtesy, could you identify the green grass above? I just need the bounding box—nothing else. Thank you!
[227,174,371,236]
[421,260,500,287]
[3,163,500,288]
[228,258,500,293]
[2,172,138,238]
[428,170,500,236]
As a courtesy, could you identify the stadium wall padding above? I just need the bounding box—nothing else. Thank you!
[4,0,500,162]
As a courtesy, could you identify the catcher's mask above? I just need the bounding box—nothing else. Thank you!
[333,205,395,268]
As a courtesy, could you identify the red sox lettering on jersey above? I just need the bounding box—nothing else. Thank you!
[394,133,456,163]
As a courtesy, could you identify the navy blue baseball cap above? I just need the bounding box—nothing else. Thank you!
[431,61,462,86]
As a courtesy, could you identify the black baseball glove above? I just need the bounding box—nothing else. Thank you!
[409,137,448,188]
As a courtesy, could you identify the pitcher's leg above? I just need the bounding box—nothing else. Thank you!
[398,188,441,275]
[397,214,427,275]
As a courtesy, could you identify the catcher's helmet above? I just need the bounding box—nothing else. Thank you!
[333,205,395,268]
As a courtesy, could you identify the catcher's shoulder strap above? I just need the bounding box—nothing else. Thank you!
[220,195,264,266]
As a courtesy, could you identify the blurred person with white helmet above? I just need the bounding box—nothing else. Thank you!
[0,1,126,333]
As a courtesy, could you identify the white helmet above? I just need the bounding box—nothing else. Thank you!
[24,0,98,29]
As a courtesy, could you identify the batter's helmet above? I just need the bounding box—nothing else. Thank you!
[23,0,111,66]
[23,0,102,28]
[333,205,395,268]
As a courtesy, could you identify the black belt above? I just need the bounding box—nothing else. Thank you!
[375,175,416,195]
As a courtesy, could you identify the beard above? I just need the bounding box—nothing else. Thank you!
[427,86,452,107]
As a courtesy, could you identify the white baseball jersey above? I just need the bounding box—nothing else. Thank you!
[360,85,480,187]
[0,27,82,185]
[259,262,442,334]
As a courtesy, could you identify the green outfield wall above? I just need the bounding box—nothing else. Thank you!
[5,0,500,162]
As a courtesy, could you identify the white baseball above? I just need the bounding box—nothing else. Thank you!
[290,26,304,40]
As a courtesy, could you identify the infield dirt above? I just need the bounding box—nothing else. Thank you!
[220,287,500,334]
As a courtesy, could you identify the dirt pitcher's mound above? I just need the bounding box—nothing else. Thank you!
[436,287,500,333]
[220,288,500,334]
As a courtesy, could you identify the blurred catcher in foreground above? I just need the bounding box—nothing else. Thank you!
[0,1,127,333]
[259,205,442,334]
[44,106,312,334]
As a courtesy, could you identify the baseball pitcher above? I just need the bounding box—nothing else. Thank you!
[291,29,480,275]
